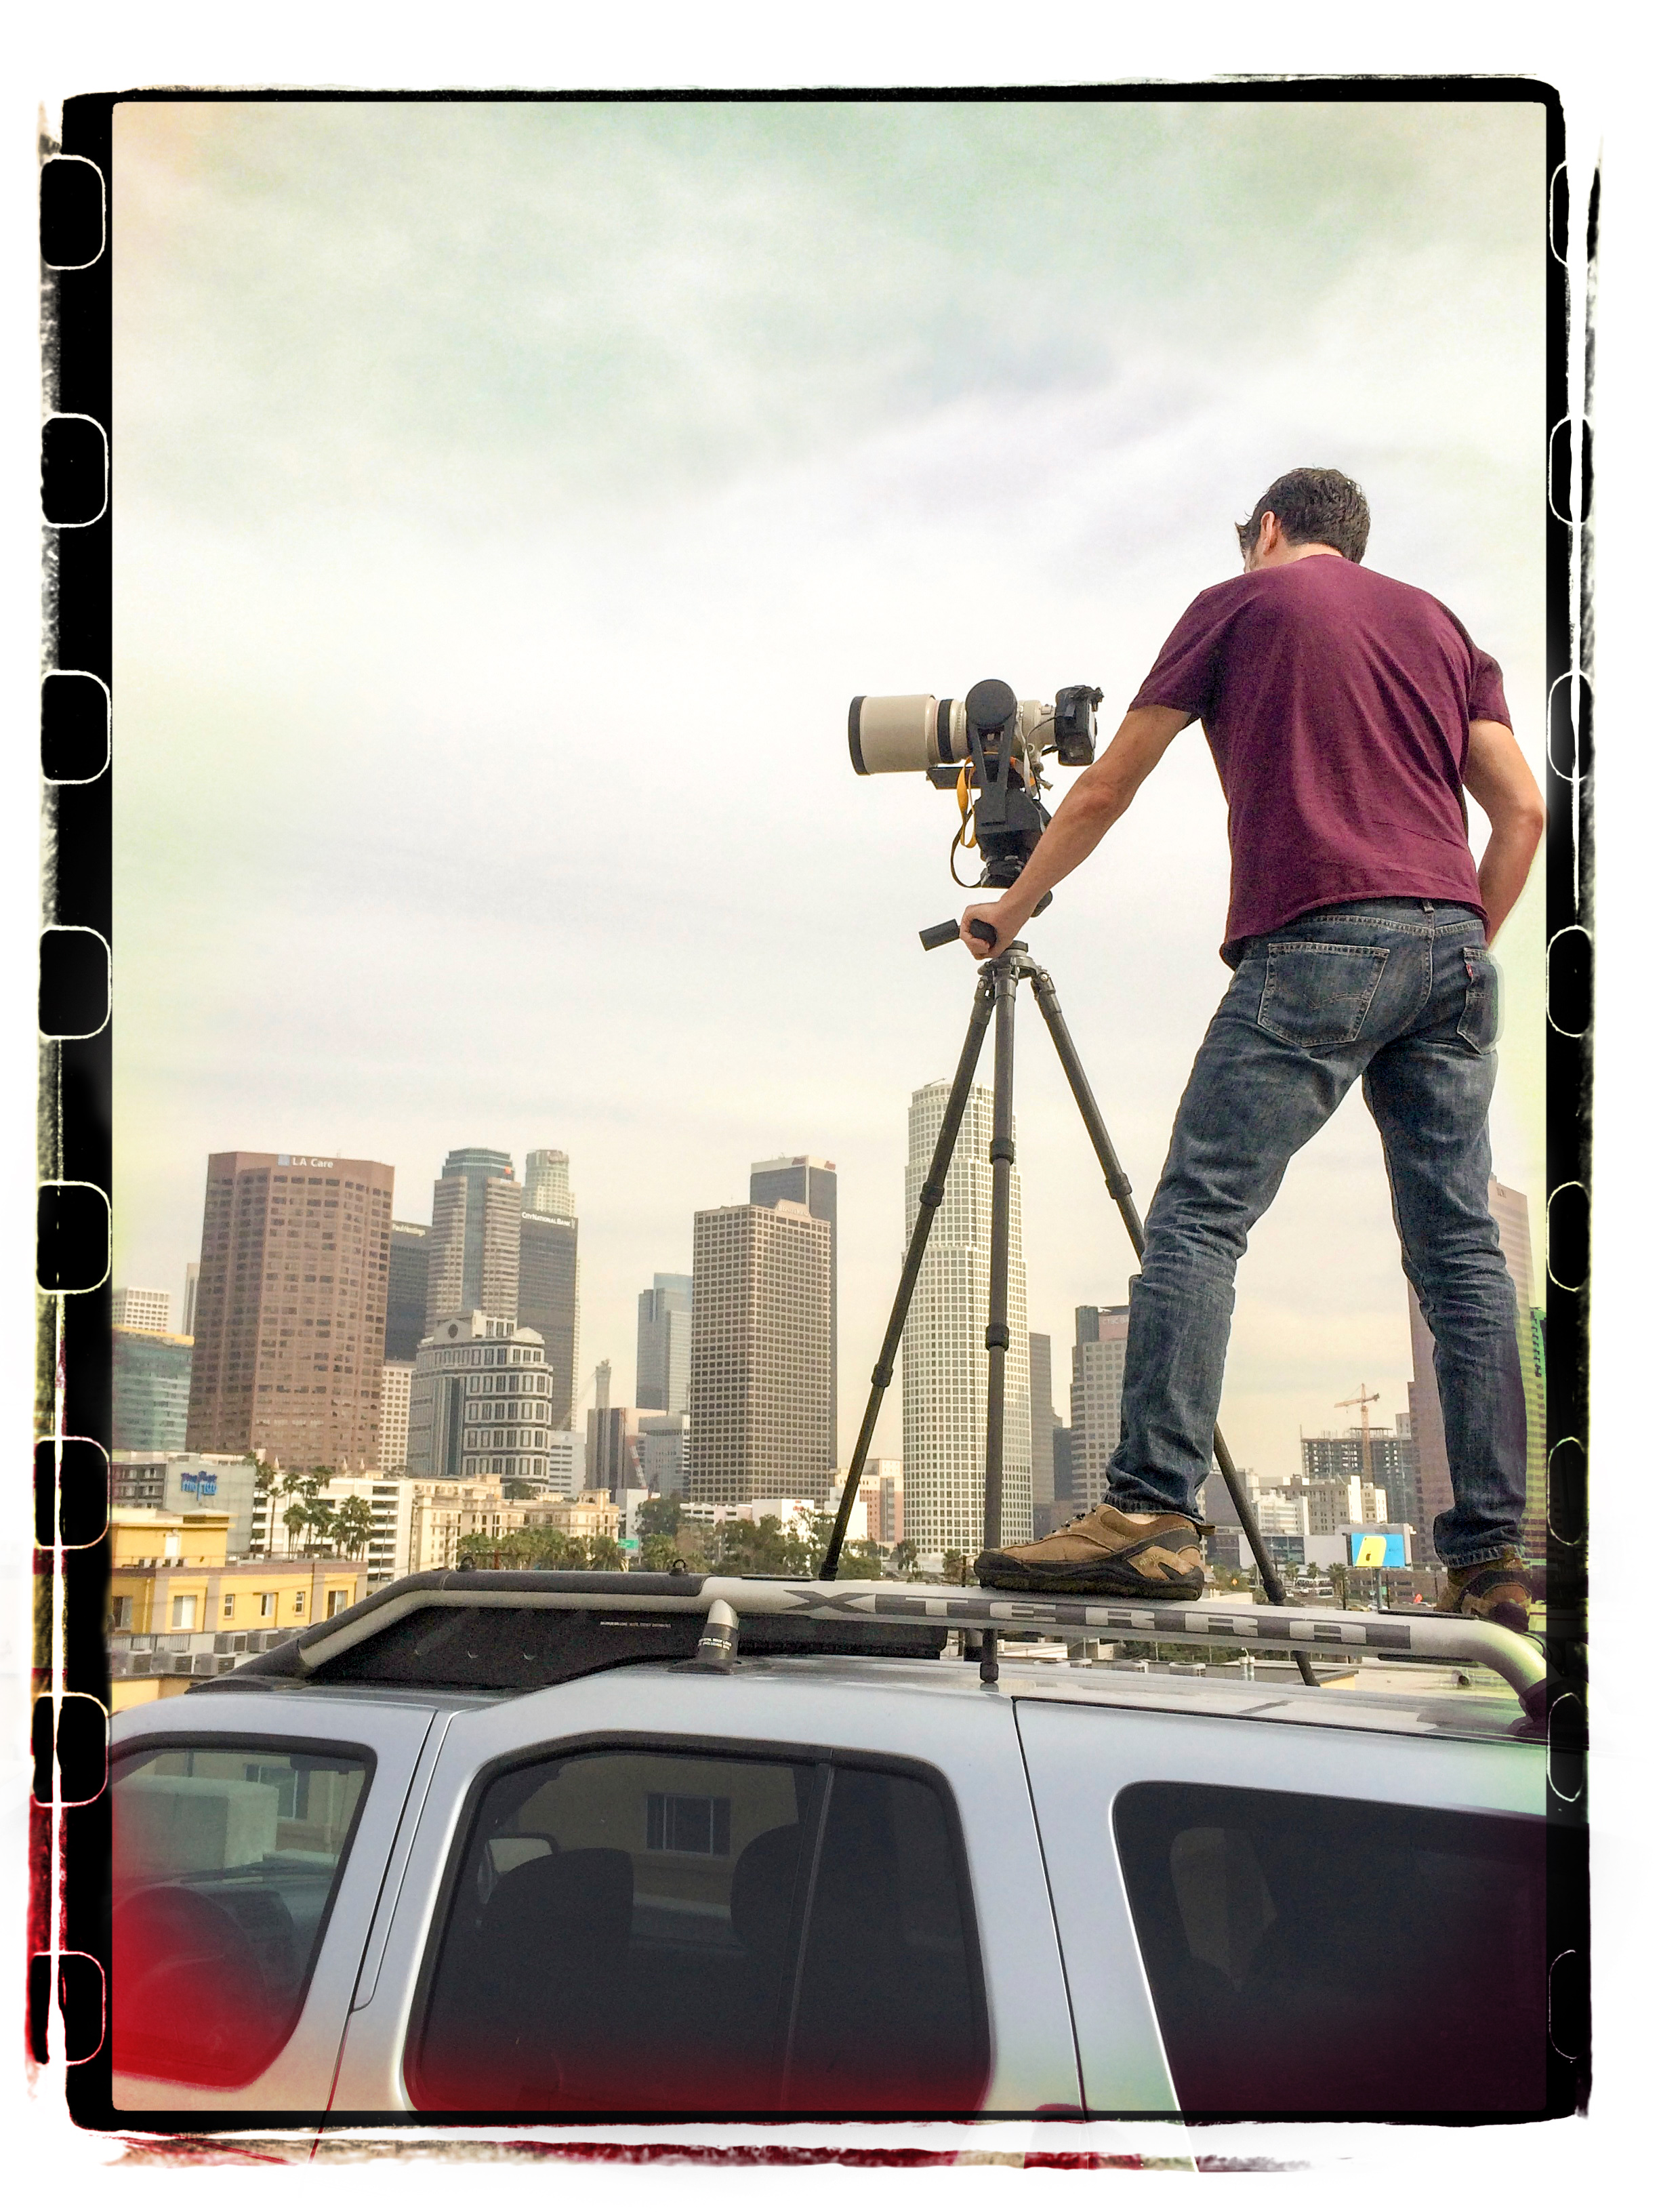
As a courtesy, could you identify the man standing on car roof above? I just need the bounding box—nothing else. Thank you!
[963,467,1545,1635]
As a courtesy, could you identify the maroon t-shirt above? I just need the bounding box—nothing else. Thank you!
[1129,555,1512,963]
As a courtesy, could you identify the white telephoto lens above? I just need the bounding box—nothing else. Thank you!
[848,693,939,775]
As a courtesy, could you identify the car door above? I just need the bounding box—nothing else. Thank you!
[109,1691,437,2112]
[332,1666,1082,2116]
[1015,1696,1548,2120]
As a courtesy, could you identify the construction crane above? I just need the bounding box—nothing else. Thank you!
[1336,1382,1382,1490]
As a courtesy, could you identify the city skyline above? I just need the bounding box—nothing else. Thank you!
[126,1118,1534,1489]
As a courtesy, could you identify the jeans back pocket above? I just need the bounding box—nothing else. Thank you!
[1456,945,1502,1051]
[1257,942,1389,1050]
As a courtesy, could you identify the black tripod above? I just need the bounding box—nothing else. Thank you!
[819,937,1319,1690]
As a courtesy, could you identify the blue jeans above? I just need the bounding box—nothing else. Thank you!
[1105,899,1527,1569]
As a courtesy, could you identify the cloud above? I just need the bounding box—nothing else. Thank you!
[111,96,1547,1474]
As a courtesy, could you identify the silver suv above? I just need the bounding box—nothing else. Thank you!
[106,1570,1568,2126]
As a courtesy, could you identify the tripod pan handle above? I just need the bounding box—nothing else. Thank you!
[920,917,998,951]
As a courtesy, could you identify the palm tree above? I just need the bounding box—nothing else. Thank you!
[251,1459,277,1555]
[332,1492,373,1560]
[278,1473,310,1555]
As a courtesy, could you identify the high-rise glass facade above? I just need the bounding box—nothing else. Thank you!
[385,1222,431,1361]
[1028,1331,1055,1507]
[636,1272,693,1412]
[113,1328,193,1452]
[520,1210,579,1429]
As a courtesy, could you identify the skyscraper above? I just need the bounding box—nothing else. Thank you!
[385,1222,431,1361]
[379,1359,413,1471]
[426,1147,521,1330]
[1029,1332,1056,1508]
[1069,1305,1131,1511]
[185,1151,394,1471]
[588,1404,650,1496]
[519,1211,579,1429]
[525,1149,575,1218]
[636,1273,693,1412]
[689,1200,832,1505]
[750,1156,837,1466]
[113,1328,193,1451]
[900,1082,1031,1563]
[1408,1176,1545,1556]
[113,1286,172,1334]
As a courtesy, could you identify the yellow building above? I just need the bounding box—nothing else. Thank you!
[107,1508,365,1710]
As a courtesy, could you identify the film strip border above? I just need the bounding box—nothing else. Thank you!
[23,81,1593,2126]
[33,100,115,2097]
[1541,133,1591,2110]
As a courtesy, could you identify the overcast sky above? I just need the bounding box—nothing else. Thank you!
[110,95,1547,1473]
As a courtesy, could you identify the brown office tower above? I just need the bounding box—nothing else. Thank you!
[689,1200,832,1506]
[1407,1174,1546,1559]
[186,1151,395,1471]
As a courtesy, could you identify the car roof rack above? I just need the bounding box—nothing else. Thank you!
[201,1569,1551,1721]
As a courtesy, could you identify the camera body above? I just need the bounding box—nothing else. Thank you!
[849,677,1103,888]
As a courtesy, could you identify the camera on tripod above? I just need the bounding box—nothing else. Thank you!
[849,676,1101,890]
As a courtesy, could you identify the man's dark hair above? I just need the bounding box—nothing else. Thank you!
[1235,468,1371,564]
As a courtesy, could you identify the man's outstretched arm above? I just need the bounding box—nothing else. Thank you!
[1463,718,1546,944]
[959,704,1192,953]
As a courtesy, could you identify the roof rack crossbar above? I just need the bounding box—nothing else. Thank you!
[266,1572,1549,1719]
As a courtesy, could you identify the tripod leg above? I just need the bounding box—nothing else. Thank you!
[819,970,998,1577]
[982,958,1019,1558]
[1029,963,1319,1685]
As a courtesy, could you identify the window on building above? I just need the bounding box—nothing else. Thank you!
[111,1741,372,2089]
[408,1746,986,2115]
[170,1596,197,1631]
[326,1589,349,1618]
[222,1594,235,1619]
[293,1591,306,1616]
[110,1595,133,1629]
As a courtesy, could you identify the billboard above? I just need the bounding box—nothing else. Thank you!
[1349,1531,1406,1568]
[178,1471,219,1498]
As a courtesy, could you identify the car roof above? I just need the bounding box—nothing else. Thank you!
[180,1649,1538,1747]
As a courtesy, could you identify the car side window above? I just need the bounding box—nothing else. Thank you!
[409,1744,987,2114]
[112,1742,372,2087]
[1113,1782,1547,2115]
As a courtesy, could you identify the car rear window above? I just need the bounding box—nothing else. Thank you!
[1113,1782,1547,2114]
[409,1744,987,2114]
[112,1741,371,2088]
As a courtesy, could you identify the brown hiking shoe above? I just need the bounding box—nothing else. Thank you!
[975,1502,1205,1600]
[1436,1552,1534,1636]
